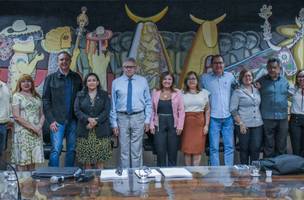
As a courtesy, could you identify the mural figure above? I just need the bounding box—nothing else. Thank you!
[86,26,113,90]
[0,34,13,61]
[41,26,72,75]
[125,4,172,89]
[178,13,226,87]
[1,20,44,91]
[70,6,90,76]
[277,8,304,70]
[259,5,304,76]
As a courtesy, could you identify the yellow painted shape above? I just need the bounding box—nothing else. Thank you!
[125,4,168,23]
[277,24,304,69]
[178,13,226,87]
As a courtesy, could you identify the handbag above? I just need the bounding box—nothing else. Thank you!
[260,154,304,175]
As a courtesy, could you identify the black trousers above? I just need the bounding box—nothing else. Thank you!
[289,114,304,157]
[263,119,288,158]
[235,125,263,164]
[153,114,180,167]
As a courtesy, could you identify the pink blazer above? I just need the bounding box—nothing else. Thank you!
[150,89,185,130]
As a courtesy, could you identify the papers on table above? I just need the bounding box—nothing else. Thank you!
[100,169,128,180]
[159,168,192,178]
[134,169,161,178]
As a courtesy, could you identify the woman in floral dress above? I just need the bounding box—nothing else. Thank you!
[11,74,45,171]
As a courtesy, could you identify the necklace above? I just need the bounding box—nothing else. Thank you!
[89,90,97,105]
[161,91,171,100]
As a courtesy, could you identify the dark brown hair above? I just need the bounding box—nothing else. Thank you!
[183,71,201,93]
[210,54,224,64]
[295,69,304,88]
[238,69,254,84]
[267,57,280,68]
[159,71,175,92]
[83,72,101,92]
[14,74,41,98]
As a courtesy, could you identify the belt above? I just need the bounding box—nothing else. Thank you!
[118,110,143,115]
[291,113,304,119]
[158,113,173,116]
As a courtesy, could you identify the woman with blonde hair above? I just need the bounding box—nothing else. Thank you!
[11,74,45,171]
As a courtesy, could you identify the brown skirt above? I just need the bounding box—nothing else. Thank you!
[181,112,206,154]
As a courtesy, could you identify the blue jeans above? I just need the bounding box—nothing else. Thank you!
[0,124,7,156]
[209,116,234,166]
[49,120,76,167]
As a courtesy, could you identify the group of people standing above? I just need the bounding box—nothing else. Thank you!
[0,53,303,171]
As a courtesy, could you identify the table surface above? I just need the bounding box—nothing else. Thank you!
[1,166,304,200]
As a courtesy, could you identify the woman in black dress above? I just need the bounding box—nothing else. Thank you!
[74,73,112,169]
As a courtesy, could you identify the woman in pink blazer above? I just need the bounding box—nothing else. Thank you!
[150,72,185,166]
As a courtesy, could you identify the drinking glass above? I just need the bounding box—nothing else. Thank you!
[251,160,261,175]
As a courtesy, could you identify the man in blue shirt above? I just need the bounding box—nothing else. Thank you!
[257,58,289,158]
[201,55,235,166]
[110,57,152,168]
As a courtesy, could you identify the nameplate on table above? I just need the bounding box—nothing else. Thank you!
[159,168,192,178]
[100,169,128,180]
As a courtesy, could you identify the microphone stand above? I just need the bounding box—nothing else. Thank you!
[1,160,22,200]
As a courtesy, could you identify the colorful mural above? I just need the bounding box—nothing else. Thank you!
[178,13,226,87]
[0,20,44,91]
[126,5,172,89]
[0,3,303,92]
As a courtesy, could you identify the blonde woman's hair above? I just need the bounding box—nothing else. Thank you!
[14,74,40,98]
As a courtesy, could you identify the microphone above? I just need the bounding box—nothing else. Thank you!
[75,173,94,182]
[73,168,82,178]
[50,176,64,184]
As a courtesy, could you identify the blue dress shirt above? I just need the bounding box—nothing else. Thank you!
[200,71,236,118]
[110,74,152,127]
[258,75,289,119]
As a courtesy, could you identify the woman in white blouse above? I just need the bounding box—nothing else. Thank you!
[290,70,304,157]
[182,71,210,166]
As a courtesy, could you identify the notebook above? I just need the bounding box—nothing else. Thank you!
[159,168,192,178]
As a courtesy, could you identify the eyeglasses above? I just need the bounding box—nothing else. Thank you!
[213,62,223,65]
[124,65,136,69]
[188,77,197,81]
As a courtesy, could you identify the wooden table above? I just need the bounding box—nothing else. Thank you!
[1,166,304,200]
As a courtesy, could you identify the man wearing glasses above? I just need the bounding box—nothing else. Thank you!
[200,54,236,166]
[110,57,152,168]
